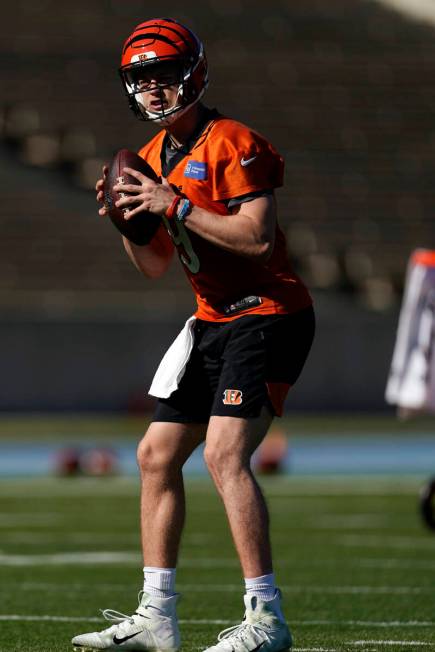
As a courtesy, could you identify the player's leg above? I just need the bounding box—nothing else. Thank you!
[204,407,274,577]
[200,310,315,652]
[137,330,212,571]
[72,420,206,652]
[203,309,314,580]
[72,318,213,651]
[203,409,292,652]
[138,420,207,567]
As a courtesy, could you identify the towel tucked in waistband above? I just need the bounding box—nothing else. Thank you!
[149,316,196,399]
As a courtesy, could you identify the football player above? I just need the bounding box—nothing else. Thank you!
[72,17,315,652]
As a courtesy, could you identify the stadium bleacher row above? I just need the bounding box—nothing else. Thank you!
[1,0,435,311]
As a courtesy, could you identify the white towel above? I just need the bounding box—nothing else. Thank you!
[149,316,196,399]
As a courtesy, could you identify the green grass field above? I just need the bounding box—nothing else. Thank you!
[0,474,434,652]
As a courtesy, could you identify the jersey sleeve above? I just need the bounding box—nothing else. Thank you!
[207,122,284,201]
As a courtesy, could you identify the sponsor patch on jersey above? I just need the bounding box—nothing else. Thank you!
[222,389,243,405]
[184,160,208,180]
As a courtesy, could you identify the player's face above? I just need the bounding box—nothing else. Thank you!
[130,61,183,116]
[139,81,179,114]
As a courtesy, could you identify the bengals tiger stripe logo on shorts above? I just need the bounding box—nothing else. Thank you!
[222,389,243,405]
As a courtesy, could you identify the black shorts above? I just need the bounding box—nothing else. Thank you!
[152,305,315,423]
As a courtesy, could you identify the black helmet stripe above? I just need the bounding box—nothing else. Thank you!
[123,32,187,55]
[124,21,196,56]
[133,18,194,45]
[133,19,193,47]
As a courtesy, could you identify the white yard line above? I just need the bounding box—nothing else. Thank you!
[4,531,434,552]
[0,552,238,568]
[0,552,242,567]
[1,551,434,571]
[7,582,433,596]
[293,648,337,652]
[180,584,433,595]
[192,647,337,652]
[0,615,231,624]
[305,514,393,529]
[292,621,435,627]
[0,615,102,622]
[350,642,433,647]
[0,513,60,526]
[339,535,435,550]
[0,532,207,545]
[359,559,435,570]
[0,476,423,498]
[0,552,140,566]
[259,481,424,496]
[0,532,140,544]
[0,615,433,628]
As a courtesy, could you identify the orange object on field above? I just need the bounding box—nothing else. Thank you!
[254,428,288,474]
[411,249,435,268]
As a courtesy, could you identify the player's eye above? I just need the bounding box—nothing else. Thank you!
[134,74,176,91]
[137,78,152,91]
[157,73,177,84]
[137,62,183,88]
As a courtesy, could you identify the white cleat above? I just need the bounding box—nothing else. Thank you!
[71,592,180,652]
[203,591,292,652]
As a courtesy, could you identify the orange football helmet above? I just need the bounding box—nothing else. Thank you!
[119,17,208,125]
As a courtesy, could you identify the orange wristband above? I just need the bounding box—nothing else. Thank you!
[165,195,182,220]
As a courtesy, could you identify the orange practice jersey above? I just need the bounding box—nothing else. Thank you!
[139,113,312,321]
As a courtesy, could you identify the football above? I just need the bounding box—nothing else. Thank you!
[104,148,161,245]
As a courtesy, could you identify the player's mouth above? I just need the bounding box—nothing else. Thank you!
[149,99,167,110]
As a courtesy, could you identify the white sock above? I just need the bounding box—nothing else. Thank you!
[244,573,277,602]
[143,566,176,598]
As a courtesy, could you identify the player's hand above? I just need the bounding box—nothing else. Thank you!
[113,168,176,220]
[96,165,109,217]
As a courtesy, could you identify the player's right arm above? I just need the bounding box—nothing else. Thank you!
[122,226,174,279]
[95,166,174,279]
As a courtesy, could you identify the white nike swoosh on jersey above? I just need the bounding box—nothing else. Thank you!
[240,156,257,167]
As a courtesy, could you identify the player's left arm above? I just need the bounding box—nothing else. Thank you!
[115,169,277,263]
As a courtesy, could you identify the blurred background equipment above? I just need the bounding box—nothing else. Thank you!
[254,428,289,475]
[54,446,118,477]
[78,446,118,476]
[385,249,435,417]
[54,446,82,476]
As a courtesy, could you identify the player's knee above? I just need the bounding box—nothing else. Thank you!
[203,443,242,483]
[136,439,173,476]
[137,440,156,475]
